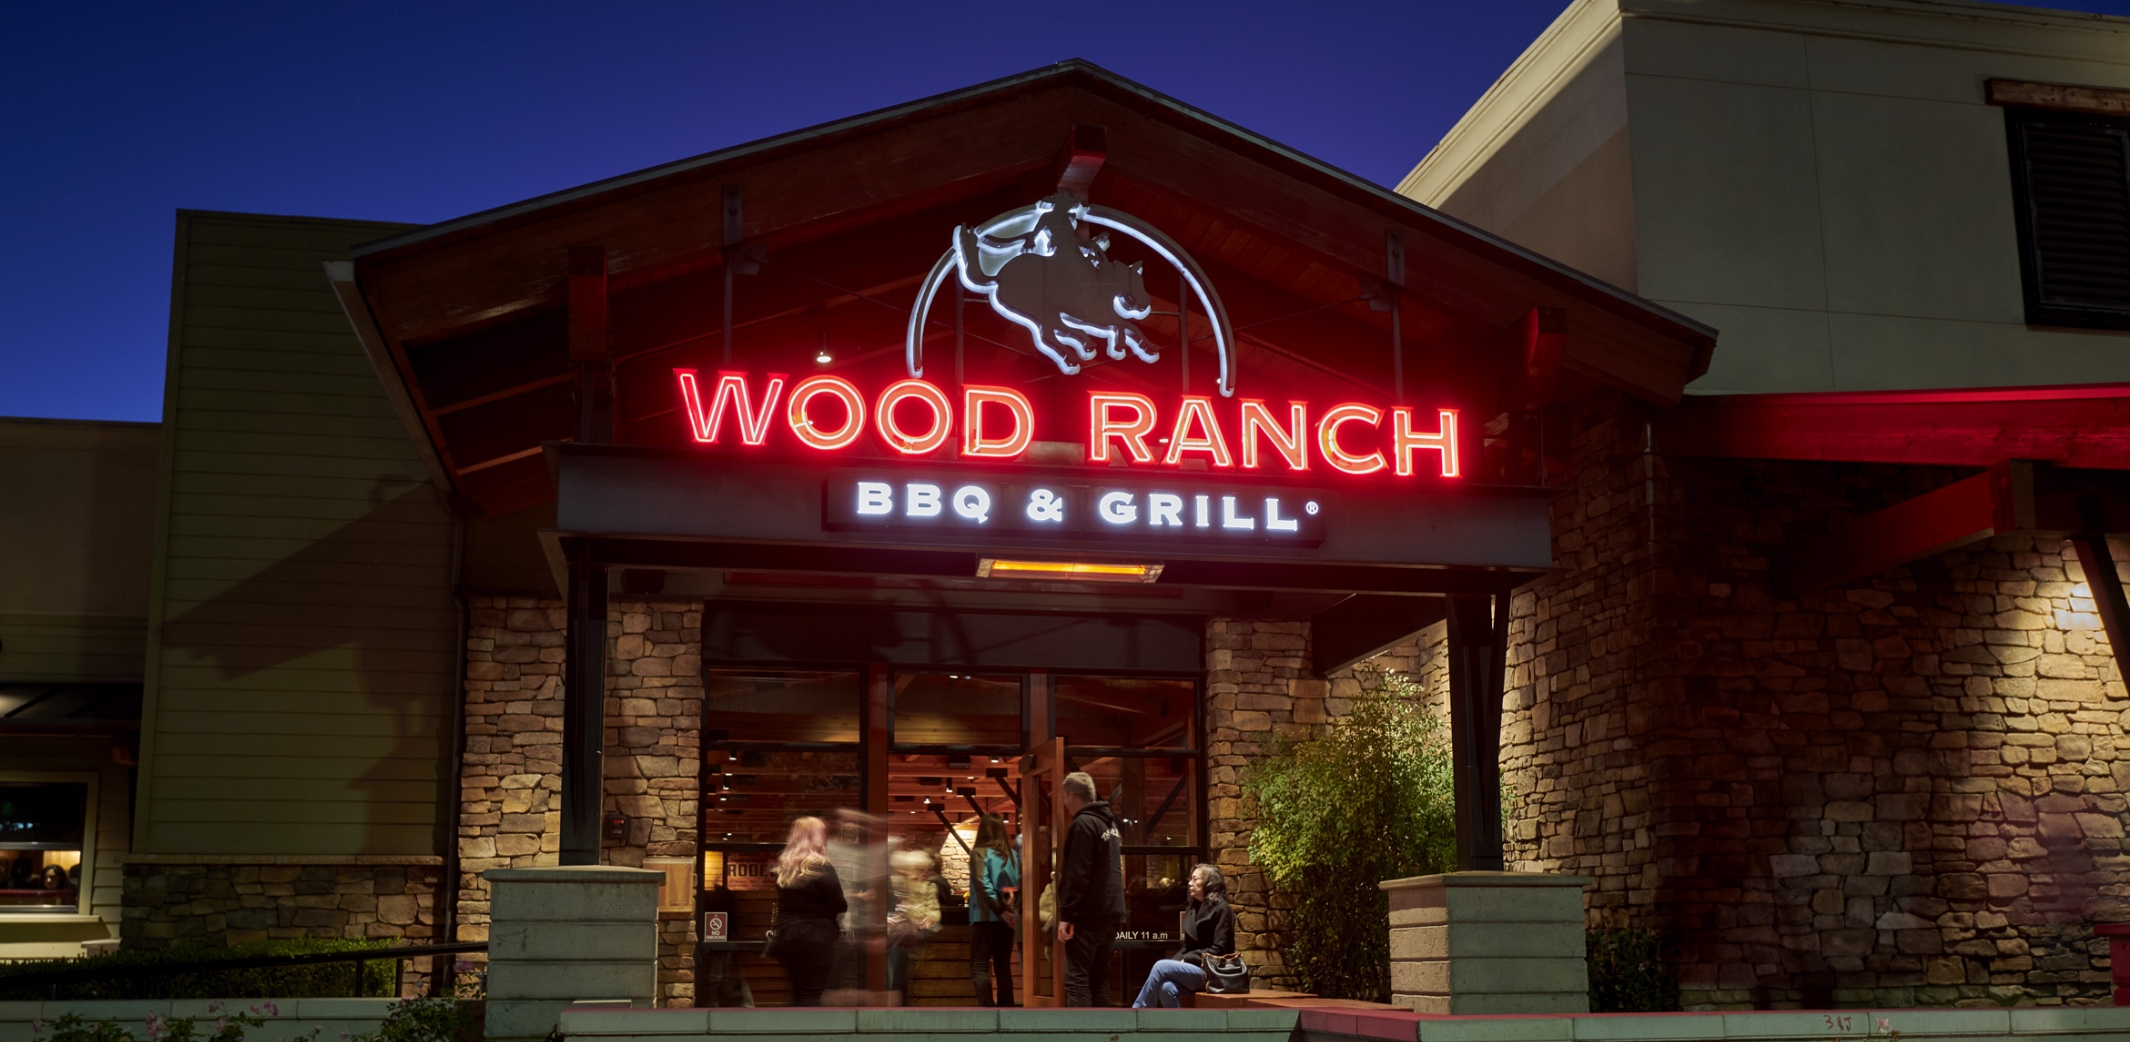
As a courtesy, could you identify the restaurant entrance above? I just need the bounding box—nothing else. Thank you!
[695,664,1201,1006]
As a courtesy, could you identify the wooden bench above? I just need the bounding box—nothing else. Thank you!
[1183,989,1404,1010]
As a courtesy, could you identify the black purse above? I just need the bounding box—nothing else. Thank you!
[1203,952,1250,994]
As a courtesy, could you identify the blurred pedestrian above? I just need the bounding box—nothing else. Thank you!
[886,847,941,1001]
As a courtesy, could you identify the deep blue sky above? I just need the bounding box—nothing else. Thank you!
[6,1,2129,422]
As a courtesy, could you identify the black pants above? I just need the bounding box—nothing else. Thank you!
[779,937,835,1006]
[970,920,1015,1006]
[1063,919,1118,1007]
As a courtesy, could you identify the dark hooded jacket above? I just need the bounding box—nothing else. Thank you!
[1057,800,1127,924]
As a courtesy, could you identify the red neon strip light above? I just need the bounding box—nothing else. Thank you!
[876,379,953,455]
[1164,396,1234,467]
[788,375,866,451]
[675,369,785,445]
[1319,403,1386,475]
[1089,393,1158,464]
[1392,408,1459,478]
[963,386,1035,459]
[1238,399,1307,470]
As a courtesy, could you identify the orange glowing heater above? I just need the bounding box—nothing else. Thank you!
[975,558,1164,583]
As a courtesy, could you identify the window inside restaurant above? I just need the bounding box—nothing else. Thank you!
[1,781,88,913]
[696,667,1202,1006]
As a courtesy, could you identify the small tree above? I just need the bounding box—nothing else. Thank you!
[1244,671,1458,1001]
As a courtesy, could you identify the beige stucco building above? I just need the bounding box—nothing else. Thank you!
[1404,0,2130,394]
[0,418,159,957]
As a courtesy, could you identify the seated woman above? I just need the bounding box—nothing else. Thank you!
[1132,863,1236,1009]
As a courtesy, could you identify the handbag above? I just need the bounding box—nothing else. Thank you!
[1203,952,1250,994]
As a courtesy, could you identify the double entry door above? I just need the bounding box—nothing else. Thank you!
[697,667,1203,1006]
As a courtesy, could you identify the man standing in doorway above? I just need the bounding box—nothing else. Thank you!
[1057,770,1126,1006]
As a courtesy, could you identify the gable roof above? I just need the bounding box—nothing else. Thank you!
[346,60,1716,516]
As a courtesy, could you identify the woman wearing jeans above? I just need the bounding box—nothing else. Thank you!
[1133,864,1236,1008]
[968,815,1020,1006]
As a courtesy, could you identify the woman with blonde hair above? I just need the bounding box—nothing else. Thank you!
[769,816,845,1005]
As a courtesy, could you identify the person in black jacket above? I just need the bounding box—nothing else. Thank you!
[1131,864,1237,1008]
[770,816,846,1006]
[1056,771,1127,1006]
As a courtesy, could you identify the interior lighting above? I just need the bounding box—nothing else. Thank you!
[977,558,1163,583]
[816,350,833,364]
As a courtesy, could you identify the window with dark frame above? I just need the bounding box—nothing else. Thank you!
[692,666,1206,1006]
[2004,104,2130,330]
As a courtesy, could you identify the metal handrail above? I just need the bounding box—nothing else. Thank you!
[0,941,488,998]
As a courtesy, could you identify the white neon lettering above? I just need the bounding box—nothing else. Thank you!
[1026,489,1065,523]
[1221,495,1256,531]
[1098,491,1138,525]
[953,486,991,524]
[1148,493,1183,527]
[1194,494,1210,528]
[856,482,893,516]
[907,483,942,517]
[1266,498,1298,533]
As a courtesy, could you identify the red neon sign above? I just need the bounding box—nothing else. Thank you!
[673,370,1459,478]
[677,370,785,446]
[788,375,865,450]
[1090,393,1158,464]
[963,386,1034,459]
[877,379,954,455]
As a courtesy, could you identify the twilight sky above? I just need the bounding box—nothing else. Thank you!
[5,1,2128,422]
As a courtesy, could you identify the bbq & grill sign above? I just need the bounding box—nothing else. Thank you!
[822,473,1328,545]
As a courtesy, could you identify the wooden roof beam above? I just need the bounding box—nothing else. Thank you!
[1657,385,2130,469]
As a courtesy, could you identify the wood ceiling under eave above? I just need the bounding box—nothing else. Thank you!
[351,69,1712,517]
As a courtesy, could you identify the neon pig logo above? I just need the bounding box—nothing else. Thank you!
[905,192,1238,396]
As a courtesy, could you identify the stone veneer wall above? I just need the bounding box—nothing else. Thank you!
[119,856,441,995]
[455,596,702,1007]
[1202,619,1452,993]
[1497,390,2130,1009]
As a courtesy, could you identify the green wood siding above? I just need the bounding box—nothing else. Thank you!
[0,613,148,683]
[138,211,453,857]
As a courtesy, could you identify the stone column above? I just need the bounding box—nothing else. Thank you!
[485,866,661,1042]
[1382,871,1591,1014]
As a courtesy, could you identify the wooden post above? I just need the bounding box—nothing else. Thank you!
[560,245,611,868]
[1447,594,1508,872]
[2067,496,2130,694]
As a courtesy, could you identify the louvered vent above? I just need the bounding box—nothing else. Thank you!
[2017,118,2130,321]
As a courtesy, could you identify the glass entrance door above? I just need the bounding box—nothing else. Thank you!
[697,666,1202,1007]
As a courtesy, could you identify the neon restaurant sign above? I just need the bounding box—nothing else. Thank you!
[669,195,1458,565]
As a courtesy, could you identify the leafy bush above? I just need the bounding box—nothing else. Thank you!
[1587,927,1679,1012]
[0,939,395,1000]
[345,995,482,1042]
[32,1001,270,1042]
[1244,671,1458,1001]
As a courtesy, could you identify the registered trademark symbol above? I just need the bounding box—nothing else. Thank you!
[1305,501,1319,515]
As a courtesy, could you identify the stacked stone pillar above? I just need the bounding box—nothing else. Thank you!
[485,866,661,1042]
[1383,871,1592,1014]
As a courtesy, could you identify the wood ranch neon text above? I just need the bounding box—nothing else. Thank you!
[674,370,1459,478]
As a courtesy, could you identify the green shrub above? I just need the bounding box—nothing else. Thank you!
[32,1002,270,1042]
[1243,671,1458,1002]
[0,939,396,1000]
[348,996,482,1042]
[1587,927,1680,1012]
